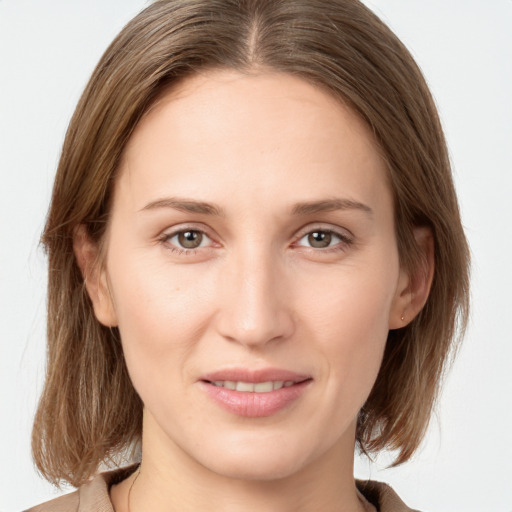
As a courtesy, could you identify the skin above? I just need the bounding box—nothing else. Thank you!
[76,69,433,512]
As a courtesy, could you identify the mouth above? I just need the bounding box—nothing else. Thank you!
[200,369,312,417]
[206,379,307,392]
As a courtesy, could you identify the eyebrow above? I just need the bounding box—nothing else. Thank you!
[290,198,373,217]
[140,198,225,216]
[139,197,373,217]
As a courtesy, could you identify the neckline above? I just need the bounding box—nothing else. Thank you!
[105,464,380,512]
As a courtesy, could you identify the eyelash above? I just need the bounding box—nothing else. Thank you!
[295,228,353,253]
[158,226,353,256]
[158,228,212,256]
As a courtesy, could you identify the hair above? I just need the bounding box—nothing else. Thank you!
[33,0,470,488]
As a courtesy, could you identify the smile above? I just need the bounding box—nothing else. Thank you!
[200,370,312,417]
[209,380,297,392]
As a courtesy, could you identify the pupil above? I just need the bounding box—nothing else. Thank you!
[308,231,331,248]
[179,231,202,248]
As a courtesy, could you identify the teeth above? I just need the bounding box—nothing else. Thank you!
[211,380,294,392]
[236,381,255,392]
[254,382,273,392]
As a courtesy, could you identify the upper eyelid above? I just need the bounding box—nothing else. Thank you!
[160,223,214,238]
[294,223,353,240]
[293,231,352,251]
[158,223,353,246]
[156,225,214,251]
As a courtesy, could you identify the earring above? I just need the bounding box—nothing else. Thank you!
[400,313,405,322]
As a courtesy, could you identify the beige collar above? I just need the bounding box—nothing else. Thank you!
[27,465,420,512]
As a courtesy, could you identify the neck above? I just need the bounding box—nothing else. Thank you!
[112,414,366,512]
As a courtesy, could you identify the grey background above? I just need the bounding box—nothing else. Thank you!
[1,1,511,510]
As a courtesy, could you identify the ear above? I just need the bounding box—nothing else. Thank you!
[389,227,435,329]
[73,225,118,327]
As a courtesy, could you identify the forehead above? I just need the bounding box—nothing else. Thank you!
[117,69,390,215]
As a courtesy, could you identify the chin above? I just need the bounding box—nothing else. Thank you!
[194,432,316,482]
[207,453,307,482]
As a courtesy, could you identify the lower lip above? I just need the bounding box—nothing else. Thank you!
[201,380,311,417]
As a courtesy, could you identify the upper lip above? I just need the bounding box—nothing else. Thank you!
[201,368,312,384]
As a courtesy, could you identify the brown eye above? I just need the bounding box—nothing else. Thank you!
[307,231,332,248]
[295,228,351,252]
[162,228,214,254]
[177,230,203,248]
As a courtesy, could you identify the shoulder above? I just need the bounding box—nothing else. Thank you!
[24,464,138,512]
[357,479,422,512]
[24,490,79,512]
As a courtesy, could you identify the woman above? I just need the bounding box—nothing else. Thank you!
[27,1,470,511]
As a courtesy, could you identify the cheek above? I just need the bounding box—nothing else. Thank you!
[298,256,398,394]
[105,253,215,384]
[302,256,397,337]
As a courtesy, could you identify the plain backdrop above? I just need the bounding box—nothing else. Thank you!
[1,1,511,511]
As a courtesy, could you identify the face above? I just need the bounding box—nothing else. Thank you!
[88,70,411,480]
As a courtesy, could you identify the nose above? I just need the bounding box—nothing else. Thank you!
[214,247,295,349]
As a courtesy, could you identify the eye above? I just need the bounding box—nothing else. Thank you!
[295,229,352,250]
[161,229,213,253]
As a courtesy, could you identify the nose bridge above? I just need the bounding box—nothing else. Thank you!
[216,241,294,347]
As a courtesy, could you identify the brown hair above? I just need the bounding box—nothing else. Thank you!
[33,0,470,487]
